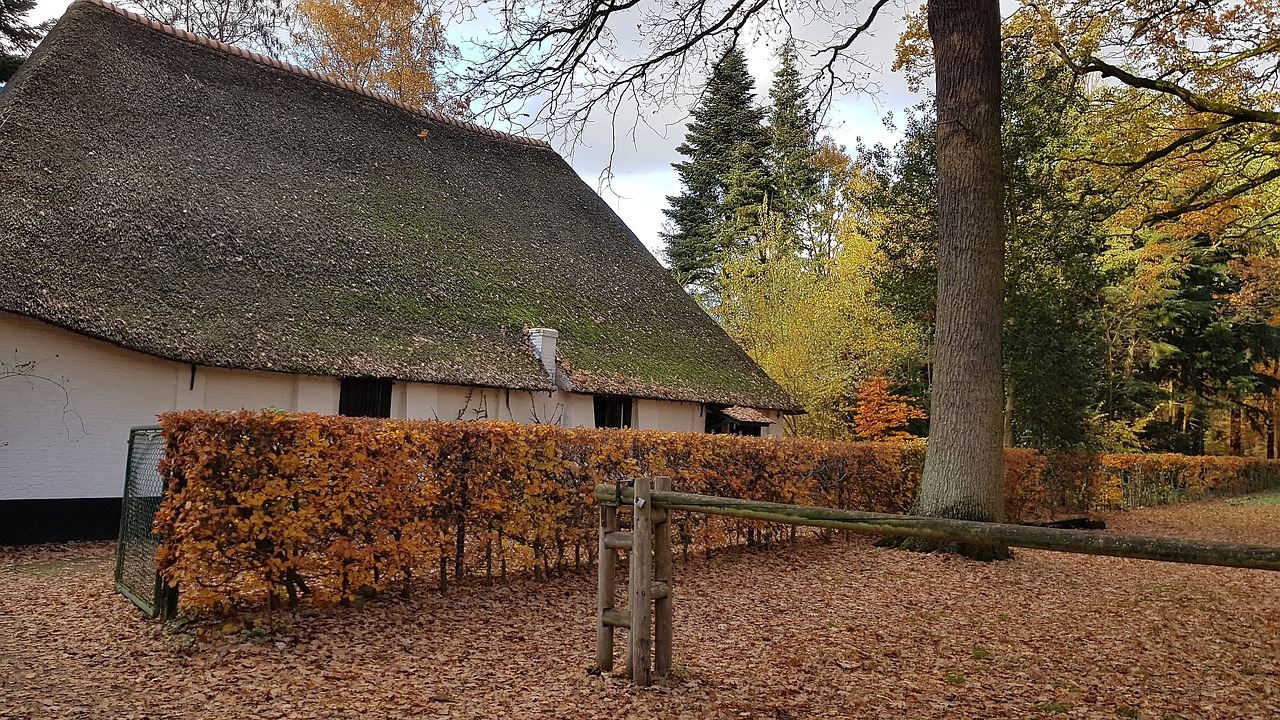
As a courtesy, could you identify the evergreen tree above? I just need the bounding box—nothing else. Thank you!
[661,47,767,294]
[764,40,822,252]
[1114,236,1280,454]
[717,139,774,256]
[1,0,52,85]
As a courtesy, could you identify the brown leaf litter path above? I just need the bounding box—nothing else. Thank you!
[2,496,1277,719]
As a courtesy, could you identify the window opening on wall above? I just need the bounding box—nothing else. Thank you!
[339,378,393,418]
[594,395,633,429]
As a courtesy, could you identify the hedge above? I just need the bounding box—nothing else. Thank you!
[154,411,1280,613]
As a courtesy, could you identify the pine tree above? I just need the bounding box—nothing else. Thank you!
[661,47,768,294]
[1,0,52,85]
[717,139,773,255]
[764,40,822,252]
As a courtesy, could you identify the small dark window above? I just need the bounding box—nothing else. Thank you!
[339,378,392,418]
[705,406,732,434]
[594,396,633,429]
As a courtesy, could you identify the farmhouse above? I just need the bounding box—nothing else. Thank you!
[0,0,800,544]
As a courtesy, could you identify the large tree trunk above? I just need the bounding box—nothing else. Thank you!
[913,0,1007,555]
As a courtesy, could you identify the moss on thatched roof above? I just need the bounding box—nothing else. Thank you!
[0,0,800,412]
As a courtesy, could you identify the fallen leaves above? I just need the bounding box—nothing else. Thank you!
[1,495,1278,719]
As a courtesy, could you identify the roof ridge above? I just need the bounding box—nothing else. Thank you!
[76,0,552,150]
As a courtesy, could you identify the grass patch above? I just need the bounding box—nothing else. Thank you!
[1226,490,1280,506]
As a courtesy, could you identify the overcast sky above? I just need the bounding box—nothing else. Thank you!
[30,0,921,260]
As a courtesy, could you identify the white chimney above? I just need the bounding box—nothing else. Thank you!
[528,328,559,380]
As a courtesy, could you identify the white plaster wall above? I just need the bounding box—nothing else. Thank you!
[1,312,771,500]
[2,313,186,499]
[294,376,340,414]
[558,392,596,428]
[1,313,321,499]
[201,367,297,413]
[416,386,563,425]
[634,399,702,434]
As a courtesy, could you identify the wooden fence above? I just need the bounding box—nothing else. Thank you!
[595,477,1280,686]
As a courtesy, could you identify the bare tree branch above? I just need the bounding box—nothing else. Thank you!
[457,0,892,145]
[1145,166,1280,226]
[1076,55,1280,126]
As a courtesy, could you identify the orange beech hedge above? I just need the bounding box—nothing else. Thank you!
[154,411,1280,613]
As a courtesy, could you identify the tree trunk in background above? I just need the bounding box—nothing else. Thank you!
[1229,406,1242,456]
[1002,378,1015,448]
[913,0,1008,559]
[1269,392,1277,459]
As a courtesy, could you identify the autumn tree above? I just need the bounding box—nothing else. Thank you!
[1012,1,1280,242]
[1098,236,1280,454]
[853,375,927,442]
[716,218,926,441]
[290,0,462,115]
[998,3,1280,455]
[0,0,50,84]
[125,0,290,53]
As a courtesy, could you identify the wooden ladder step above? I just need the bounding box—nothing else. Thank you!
[601,608,631,628]
[603,531,633,550]
[650,581,670,600]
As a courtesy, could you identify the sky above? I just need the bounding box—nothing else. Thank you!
[29,0,921,260]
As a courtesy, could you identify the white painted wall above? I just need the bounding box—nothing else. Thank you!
[761,409,784,438]
[2,312,757,500]
[0,313,326,500]
[3,312,193,500]
[634,399,702,433]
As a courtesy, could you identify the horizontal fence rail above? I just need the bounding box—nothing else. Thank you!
[594,479,1280,685]
[593,484,1280,572]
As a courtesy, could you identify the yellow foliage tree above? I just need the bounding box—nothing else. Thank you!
[291,0,464,115]
[715,231,924,440]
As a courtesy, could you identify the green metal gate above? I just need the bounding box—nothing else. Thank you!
[114,426,176,617]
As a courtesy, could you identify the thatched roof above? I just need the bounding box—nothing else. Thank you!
[0,0,801,413]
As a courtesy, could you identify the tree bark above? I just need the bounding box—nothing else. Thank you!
[915,0,1007,546]
[1229,405,1243,456]
[1002,377,1015,448]
[1268,391,1277,460]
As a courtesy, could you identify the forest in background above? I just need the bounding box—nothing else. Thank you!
[661,10,1280,457]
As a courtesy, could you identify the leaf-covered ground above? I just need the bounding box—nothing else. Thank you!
[2,495,1277,719]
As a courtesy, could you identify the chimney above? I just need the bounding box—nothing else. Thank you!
[528,328,559,380]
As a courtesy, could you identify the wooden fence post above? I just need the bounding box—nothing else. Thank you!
[629,476,653,686]
[596,499,619,671]
[653,475,673,679]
